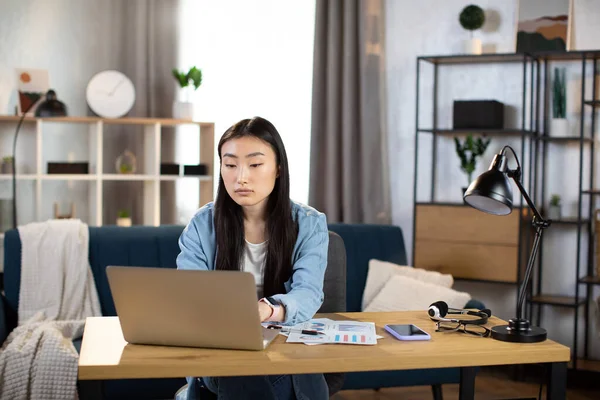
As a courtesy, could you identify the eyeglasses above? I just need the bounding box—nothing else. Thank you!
[435,321,491,338]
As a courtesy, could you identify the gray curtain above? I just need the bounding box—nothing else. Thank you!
[102,0,180,225]
[309,0,390,224]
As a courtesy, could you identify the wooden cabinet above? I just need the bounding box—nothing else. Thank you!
[414,203,528,283]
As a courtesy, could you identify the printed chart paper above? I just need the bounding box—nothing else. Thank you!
[284,318,378,345]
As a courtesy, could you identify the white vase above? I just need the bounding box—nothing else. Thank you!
[172,101,194,120]
[548,205,561,220]
[464,38,482,55]
[550,118,569,137]
[117,217,132,227]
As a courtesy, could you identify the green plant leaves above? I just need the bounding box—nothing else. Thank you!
[172,69,188,88]
[172,66,203,90]
[459,5,485,31]
[553,67,566,119]
[187,66,202,89]
[454,134,491,183]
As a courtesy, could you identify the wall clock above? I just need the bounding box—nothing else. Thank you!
[86,70,135,118]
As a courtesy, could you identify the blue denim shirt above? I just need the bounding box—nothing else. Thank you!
[176,200,331,399]
[176,200,329,325]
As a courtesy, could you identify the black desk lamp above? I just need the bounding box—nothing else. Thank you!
[463,145,549,343]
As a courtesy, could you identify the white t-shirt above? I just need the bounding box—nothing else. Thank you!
[244,239,267,299]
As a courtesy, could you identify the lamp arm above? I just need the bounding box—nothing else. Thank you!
[516,225,543,320]
[507,169,550,321]
[508,172,548,225]
[502,144,549,226]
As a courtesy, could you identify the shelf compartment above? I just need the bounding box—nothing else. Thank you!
[419,53,532,65]
[417,128,535,136]
[418,50,600,65]
[102,174,156,181]
[43,174,97,181]
[582,189,600,195]
[0,115,212,128]
[569,358,600,372]
[415,201,527,209]
[584,100,600,108]
[158,175,212,181]
[548,218,589,225]
[540,136,593,143]
[579,276,600,285]
[529,295,585,307]
[0,174,37,180]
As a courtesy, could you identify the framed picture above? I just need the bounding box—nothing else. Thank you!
[15,68,49,116]
[515,0,573,53]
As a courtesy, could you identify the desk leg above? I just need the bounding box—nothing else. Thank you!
[546,362,567,400]
[459,367,476,400]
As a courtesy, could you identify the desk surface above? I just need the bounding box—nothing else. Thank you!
[78,311,570,380]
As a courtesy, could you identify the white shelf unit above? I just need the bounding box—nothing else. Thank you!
[0,116,215,227]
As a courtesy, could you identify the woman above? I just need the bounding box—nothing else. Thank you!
[176,116,330,400]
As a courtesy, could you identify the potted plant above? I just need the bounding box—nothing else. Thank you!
[172,66,202,120]
[548,194,562,219]
[117,209,132,227]
[459,4,485,55]
[1,156,13,174]
[454,134,491,195]
[551,67,568,137]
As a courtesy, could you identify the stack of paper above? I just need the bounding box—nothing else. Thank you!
[264,318,383,345]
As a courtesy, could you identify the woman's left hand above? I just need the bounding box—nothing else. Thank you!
[258,301,273,322]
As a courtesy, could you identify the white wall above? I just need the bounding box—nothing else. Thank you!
[176,0,316,218]
[0,0,179,227]
[386,0,600,358]
[0,0,127,225]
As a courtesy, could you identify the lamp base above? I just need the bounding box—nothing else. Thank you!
[491,318,547,343]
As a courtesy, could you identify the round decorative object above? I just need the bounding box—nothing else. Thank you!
[459,5,485,31]
[115,150,137,174]
[86,70,135,118]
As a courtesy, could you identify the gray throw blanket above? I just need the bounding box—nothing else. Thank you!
[0,313,84,400]
[0,219,101,400]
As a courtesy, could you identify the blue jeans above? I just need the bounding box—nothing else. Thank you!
[185,374,329,400]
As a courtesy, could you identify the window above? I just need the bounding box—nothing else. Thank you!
[177,0,316,217]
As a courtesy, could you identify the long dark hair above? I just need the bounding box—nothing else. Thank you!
[214,117,298,297]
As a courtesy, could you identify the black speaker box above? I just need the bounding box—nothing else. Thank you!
[160,163,180,175]
[47,162,89,174]
[184,164,208,176]
[453,100,504,130]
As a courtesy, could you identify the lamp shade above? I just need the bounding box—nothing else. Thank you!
[464,168,513,215]
[34,89,67,117]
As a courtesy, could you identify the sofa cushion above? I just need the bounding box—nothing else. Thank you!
[88,225,184,316]
[362,259,454,310]
[327,224,407,312]
[364,274,471,312]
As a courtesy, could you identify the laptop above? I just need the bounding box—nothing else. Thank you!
[106,266,280,351]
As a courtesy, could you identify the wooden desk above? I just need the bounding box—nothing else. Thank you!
[78,311,570,399]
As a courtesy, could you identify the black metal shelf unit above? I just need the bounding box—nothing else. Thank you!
[532,52,600,372]
[413,50,600,372]
[413,52,540,318]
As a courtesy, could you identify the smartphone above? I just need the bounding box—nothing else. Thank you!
[384,324,431,341]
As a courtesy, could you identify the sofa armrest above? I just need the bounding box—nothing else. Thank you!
[0,292,17,346]
[465,299,486,311]
[0,293,8,345]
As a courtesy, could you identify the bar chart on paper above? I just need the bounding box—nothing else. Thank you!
[334,334,368,344]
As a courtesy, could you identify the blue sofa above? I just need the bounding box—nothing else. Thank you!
[0,223,483,399]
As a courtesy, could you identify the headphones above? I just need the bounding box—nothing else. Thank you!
[427,301,491,326]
